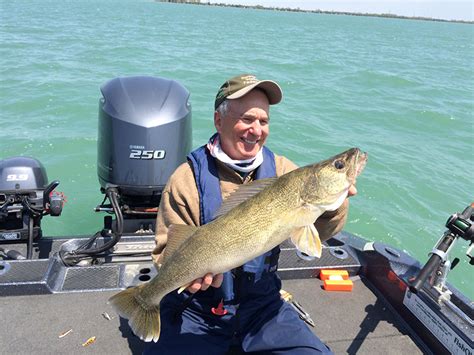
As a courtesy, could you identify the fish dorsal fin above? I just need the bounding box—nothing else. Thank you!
[290,224,322,258]
[162,224,198,263]
[213,177,278,219]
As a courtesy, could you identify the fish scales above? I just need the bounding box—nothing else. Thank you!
[141,174,301,303]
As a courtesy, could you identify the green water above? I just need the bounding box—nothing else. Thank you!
[1,0,473,297]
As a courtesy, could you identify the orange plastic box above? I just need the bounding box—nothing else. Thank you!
[319,269,349,281]
[320,269,353,292]
[323,279,353,292]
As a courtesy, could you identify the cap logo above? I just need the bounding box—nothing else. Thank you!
[240,75,258,85]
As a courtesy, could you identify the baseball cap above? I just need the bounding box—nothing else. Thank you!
[214,74,282,110]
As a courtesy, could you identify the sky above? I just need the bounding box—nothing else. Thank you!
[208,1,474,21]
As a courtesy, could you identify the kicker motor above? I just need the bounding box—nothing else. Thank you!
[0,157,64,259]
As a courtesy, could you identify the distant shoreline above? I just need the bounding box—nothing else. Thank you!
[159,1,473,24]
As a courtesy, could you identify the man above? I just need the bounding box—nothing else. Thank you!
[148,74,354,354]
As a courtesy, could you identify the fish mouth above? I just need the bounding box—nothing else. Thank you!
[354,149,368,178]
[344,149,367,187]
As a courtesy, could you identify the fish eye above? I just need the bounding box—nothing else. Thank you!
[334,160,345,170]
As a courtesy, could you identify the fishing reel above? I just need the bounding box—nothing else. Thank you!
[445,207,474,265]
[410,203,474,295]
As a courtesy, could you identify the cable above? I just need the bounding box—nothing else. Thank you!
[75,230,102,251]
[61,188,124,265]
[21,196,43,217]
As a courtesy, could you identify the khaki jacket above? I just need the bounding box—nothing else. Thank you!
[152,153,349,264]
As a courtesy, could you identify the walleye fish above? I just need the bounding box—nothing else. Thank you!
[109,147,367,342]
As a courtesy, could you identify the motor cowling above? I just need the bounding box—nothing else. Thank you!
[97,76,192,208]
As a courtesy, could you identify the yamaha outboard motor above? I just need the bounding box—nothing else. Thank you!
[62,76,192,265]
[97,76,192,208]
[0,157,63,259]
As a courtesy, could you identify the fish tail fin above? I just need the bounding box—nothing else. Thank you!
[108,285,161,342]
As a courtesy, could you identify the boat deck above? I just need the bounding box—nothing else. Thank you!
[0,276,423,354]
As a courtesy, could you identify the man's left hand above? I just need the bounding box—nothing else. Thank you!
[348,185,357,197]
[186,273,224,293]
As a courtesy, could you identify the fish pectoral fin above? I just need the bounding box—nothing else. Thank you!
[162,224,198,263]
[290,224,322,258]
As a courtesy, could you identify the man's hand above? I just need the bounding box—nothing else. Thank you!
[186,273,224,293]
[348,184,357,197]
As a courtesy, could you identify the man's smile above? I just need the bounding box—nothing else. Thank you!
[242,137,259,145]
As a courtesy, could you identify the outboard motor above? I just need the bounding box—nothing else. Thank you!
[97,76,192,209]
[62,76,192,265]
[0,157,63,259]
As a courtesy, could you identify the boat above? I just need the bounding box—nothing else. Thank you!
[1,76,472,354]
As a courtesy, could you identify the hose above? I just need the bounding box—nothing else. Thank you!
[61,188,124,266]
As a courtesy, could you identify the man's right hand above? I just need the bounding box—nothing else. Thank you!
[186,273,224,293]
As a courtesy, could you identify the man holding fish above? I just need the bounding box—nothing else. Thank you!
[109,74,365,354]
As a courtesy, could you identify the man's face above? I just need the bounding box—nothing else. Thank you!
[214,89,270,160]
